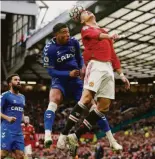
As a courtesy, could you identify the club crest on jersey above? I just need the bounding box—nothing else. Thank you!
[70,46,75,53]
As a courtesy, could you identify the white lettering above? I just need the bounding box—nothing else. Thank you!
[11,106,24,112]
[57,54,75,63]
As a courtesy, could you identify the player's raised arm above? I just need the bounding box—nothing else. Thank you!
[74,38,84,69]
[81,25,119,41]
[73,39,85,80]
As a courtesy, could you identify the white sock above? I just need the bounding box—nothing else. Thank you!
[106,130,116,143]
[45,130,52,140]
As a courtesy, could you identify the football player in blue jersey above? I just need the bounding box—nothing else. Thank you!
[43,23,84,148]
[43,23,121,150]
[0,74,25,159]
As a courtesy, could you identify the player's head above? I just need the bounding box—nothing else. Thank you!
[6,74,21,91]
[24,116,30,124]
[69,5,95,24]
[80,10,96,24]
[53,23,70,45]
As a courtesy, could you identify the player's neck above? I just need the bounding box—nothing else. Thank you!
[56,39,65,45]
[56,39,61,45]
[10,88,19,95]
[85,20,99,28]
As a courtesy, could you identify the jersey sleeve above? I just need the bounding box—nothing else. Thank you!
[74,38,84,69]
[81,26,101,39]
[43,42,56,68]
[111,42,121,70]
[0,93,7,110]
[43,41,70,78]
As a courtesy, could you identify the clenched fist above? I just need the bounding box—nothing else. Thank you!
[7,116,16,123]
[69,69,80,78]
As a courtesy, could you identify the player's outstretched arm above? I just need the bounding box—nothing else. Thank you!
[99,33,120,40]
[0,112,16,123]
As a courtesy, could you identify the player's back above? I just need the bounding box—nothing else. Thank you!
[1,91,25,134]
[43,37,81,71]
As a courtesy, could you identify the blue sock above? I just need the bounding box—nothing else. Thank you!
[97,116,110,132]
[44,110,55,131]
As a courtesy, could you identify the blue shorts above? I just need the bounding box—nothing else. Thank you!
[51,77,83,101]
[1,125,24,151]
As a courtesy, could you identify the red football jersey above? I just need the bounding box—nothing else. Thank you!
[21,123,36,147]
[81,25,121,69]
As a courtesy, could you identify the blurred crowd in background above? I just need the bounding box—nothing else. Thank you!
[23,91,154,134]
[24,90,155,159]
[29,116,155,159]
[1,85,155,159]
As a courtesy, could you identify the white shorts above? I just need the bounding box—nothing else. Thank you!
[84,60,115,99]
[24,144,32,155]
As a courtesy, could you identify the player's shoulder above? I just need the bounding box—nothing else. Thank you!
[44,38,56,49]
[70,36,78,42]
[19,93,25,98]
[70,37,79,45]
[1,91,10,98]
[43,38,56,54]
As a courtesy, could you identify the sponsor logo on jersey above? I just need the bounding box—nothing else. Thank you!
[11,106,24,112]
[43,56,49,63]
[57,53,75,63]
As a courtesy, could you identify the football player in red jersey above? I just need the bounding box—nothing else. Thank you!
[21,116,38,157]
[63,8,130,157]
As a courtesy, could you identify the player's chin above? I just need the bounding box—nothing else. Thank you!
[64,38,69,44]
[16,85,22,89]
[89,14,95,20]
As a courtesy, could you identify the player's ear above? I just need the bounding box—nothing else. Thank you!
[53,31,58,37]
[80,16,84,24]
[80,13,85,24]
[8,82,12,87]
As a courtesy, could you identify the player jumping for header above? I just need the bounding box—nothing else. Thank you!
[59,6,130,157]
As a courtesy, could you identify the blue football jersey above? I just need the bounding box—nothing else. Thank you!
[1,91,25,134]
[43,37,84,72]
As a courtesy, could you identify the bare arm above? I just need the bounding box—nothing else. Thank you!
[115,68,130,90]
[99,33,111,40]
[0,112,16,123]
[115,68,123,75]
